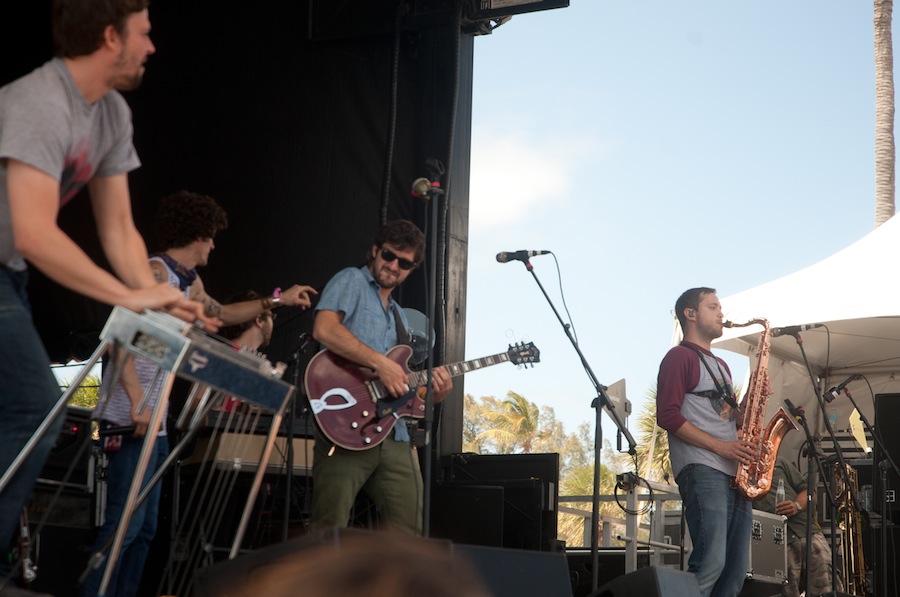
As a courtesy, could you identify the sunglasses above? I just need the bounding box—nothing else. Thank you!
[380,248,417,270]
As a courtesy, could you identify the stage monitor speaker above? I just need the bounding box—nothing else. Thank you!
[589,566,700,597]
[198,528,541,597]
[739,577,787,597]
[874,393,900,512]
[567,549,652,597]
[453,543,573,597]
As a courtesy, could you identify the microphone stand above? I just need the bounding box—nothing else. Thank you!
[418,163,444,539]
[511,256,636,593]
[783,332,858,594]
[840,387,900,596]
[787,403,824,594]
[284,333,313,541]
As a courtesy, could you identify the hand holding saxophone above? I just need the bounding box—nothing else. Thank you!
[719,438,757,465]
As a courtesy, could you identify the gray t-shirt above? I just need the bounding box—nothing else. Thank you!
[658,342,740,478]
[0,57,141,270]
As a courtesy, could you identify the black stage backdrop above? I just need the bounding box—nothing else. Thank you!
[1,0,474,454]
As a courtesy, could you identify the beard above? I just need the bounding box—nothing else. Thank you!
[111,50,146,91]
[373,266,403,289]
[116,71,144,91]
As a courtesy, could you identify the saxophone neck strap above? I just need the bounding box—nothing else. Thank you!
[684,344,740,411]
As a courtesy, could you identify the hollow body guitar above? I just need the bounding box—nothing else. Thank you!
[304,342,540,450]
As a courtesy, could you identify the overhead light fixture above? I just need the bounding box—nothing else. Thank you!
[462,0,569,35]
[468,0,569,20]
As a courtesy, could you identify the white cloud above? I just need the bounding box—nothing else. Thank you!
[469,126,604,232]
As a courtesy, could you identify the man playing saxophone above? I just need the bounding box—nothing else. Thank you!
[657,287,757,597]
[757,457,845,597]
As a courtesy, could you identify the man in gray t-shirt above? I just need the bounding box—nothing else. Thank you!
[657,287,756,597]
[0,1,213,591]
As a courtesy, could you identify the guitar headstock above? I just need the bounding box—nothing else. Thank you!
[507,342,540,367]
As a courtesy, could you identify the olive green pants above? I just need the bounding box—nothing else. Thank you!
[310,432,423,536]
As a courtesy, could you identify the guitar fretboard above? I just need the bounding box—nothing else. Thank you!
[408,352,511,387]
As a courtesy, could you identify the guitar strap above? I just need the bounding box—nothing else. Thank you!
[393,305,412,348]
[393,305,431,445]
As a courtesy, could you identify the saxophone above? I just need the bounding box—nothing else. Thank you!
[835,461,869,596]
[724,319,798,500]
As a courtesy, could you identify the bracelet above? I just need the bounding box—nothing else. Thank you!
[271,287,282,307]
[794,501,803,511]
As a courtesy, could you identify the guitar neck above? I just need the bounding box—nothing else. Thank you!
[407,352,511,387]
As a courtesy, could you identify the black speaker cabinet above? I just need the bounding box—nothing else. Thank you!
[589,566,700,597]
[437,453,560,551]
[874,394,900,513]
[27,523,94,597]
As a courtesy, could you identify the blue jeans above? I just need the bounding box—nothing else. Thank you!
[80,432,168,597]
[677,463,752,597]
[0,268,64,575]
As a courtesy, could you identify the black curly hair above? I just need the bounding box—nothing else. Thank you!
[155,190,228,250]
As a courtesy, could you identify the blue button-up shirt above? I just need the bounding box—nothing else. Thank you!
[315,265,412,441]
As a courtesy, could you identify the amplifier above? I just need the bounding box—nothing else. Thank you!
[181,432,314,476]
[39,405,95,492]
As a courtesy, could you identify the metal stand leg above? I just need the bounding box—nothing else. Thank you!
[97,369,174,597]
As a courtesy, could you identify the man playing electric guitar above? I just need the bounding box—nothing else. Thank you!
[309,219,452,536]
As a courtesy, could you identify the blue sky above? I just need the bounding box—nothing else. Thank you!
[462,2,882,450]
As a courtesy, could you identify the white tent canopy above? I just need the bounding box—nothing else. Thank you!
[714,215,900,458]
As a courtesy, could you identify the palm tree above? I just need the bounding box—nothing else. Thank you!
[475,390,552,453]
[875,0,895,226]
[556,456,621,547]
[634,389,674,483]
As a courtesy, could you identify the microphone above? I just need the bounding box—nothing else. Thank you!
[824,373,860,403]
[496,250,551,263]
[783,398,804,421]
[771,323,825,337]
[410,177,438,199]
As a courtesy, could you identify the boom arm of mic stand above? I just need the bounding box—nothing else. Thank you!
[518,260,636,594]
[520,261,637,452]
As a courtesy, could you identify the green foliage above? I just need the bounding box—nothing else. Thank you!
[60,373,101,409]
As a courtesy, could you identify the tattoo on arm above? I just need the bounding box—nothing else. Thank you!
[205,298,222,318]
[151,264,167,284]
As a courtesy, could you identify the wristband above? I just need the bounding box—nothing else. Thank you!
[272,287,282,307]
[794,501,803,511]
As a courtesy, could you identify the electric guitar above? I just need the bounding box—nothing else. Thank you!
[304,342,540,450]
